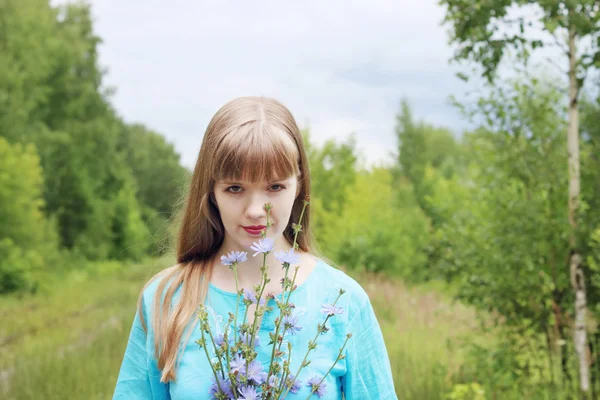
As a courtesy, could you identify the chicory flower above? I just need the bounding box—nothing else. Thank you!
[321,304,344,317]
[221,251,248,266]
[306,375,327,398]
[282,314,302,335]
[250,238,275,257]
[274,248,300,265]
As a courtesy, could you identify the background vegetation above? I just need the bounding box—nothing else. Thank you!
[2,0,600,399]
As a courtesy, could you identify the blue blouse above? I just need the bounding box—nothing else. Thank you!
[113,259,397,399]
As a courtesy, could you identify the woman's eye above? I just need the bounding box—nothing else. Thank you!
[270,184,285,191]
[226,186,243,193]
[225,184,285,194]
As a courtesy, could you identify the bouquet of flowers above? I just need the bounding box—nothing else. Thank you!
[195,198,351,399]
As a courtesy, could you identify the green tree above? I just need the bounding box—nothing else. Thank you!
[330,168,431,279]
[303,129,358,259]
[428,78,588,395]
[394,99,466,227]
[440,0,600,391]
[118,123,188,217]
[0,0,61,143]
[304,129,358,215]
[0,138,59,293]
[117,123,189,255]
[0,0,171,262]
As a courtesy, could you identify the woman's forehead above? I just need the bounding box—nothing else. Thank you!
[216,174,296,185]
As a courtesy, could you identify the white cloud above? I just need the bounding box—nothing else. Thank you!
[55,0,470,169]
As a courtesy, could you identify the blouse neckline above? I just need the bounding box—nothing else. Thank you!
[208,259,324,300]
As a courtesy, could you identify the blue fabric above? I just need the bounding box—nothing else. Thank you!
[113,260,397,399]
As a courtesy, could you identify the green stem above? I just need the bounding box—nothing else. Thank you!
[304,335,351,400]
[249,206,272,349]
[275,334,293,398]
[284,267,299,305]
[201,327,224,395]
[249,251,269,348]
[267,199,309,395]
[206,321,226,379]
[280,292,344,399]
[233,265,240,345]
[265,200,308,389]
[223,331,239,398]
[244,206,272,374]
[265,267,293,387]
[292,198,308,247]
[267,266,299,388]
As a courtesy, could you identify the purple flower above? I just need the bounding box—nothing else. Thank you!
[244,360,266,384]
[220,251,248,266]
[243,288,257,303]
[230,353,245,375]
[243,289,266,305]
[274,248,300,265]
[250,237,275,257]
[286,374,302,394]
[268,375,278,387]
[321,304,344,317]
[237,384,262,400]
[282,314,302,335]
[239,331,261,348]
[306,375,327,398]
[214,332,232,348]
[209,375,233,398]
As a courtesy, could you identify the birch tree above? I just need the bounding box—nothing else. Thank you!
[439,0,600,394]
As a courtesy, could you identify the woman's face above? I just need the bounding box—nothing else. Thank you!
[213,174,299,251]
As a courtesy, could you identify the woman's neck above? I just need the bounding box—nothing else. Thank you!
[211,236,296,292]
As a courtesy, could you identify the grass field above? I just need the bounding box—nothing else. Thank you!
[0,257,483,399]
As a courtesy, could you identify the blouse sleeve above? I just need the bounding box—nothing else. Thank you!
[113,293,170,400]
[341,298,398,400]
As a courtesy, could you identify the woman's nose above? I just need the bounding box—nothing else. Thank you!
[245,193,268,220]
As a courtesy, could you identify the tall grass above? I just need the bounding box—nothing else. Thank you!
[3,258,586,399]
[355,270,479,400]
[0,257,167,398]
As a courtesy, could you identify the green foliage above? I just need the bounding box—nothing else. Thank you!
[440,0,600,83]
[119,123,189,216]
[0,0,186,278]
[305,129,431,279]
[424,76,600,394]
[446,383,485,400]
[394,99,467,228]
[110,183,152,261]
[434,77,569,309]
[117,124,189,256]
[579,98,600,312]
[304,129,358,215]
[325,168,431,278]
[0,138,59,293]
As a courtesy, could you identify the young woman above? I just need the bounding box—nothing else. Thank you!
[113,97,397,399]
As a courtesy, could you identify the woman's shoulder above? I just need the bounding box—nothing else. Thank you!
[139,264,183,312]
[311,258,373,318]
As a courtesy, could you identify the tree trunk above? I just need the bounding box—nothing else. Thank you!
[567,24,589,394]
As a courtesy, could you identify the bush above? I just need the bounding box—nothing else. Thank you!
[0,138,59,293]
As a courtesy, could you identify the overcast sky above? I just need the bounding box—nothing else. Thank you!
[68,0,475,170]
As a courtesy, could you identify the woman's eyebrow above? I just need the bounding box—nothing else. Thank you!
[220,178,290,185]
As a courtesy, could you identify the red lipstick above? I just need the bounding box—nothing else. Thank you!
[243,225,266,235]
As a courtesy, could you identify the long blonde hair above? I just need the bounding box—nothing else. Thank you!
[136,96,321,383]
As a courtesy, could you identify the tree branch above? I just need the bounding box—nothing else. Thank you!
[545,56,568,75]
[551,30,570,56]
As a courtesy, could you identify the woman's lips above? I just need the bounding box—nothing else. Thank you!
[243,226,265,235]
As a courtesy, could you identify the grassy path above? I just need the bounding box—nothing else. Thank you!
[0,257,168,398]
[0,259,478,399]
